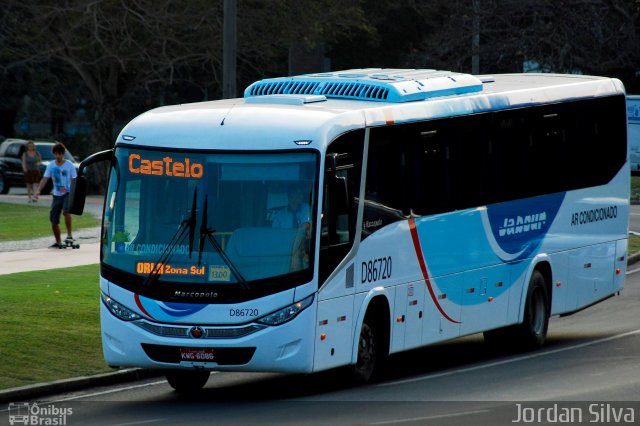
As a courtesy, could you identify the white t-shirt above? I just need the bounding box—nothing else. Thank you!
[44,160,77,196]
[272,204,311,228]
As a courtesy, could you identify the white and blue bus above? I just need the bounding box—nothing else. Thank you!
[72,69,629,391]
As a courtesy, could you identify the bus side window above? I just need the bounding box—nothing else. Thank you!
[410,122,454,216]
[319,129,364,285]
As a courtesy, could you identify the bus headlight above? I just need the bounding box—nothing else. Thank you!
[257,294,314,326]
[101,293,142,321]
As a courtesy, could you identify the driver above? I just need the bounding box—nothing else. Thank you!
[272,185,311,271]
[272,185,310,228]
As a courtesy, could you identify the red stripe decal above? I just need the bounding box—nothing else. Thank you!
[408,218,460,324]
[134,293,156,320]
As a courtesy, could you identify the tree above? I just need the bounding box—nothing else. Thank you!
[1,0,224,189]
[0,0,370,190]
[406,0,640,89]
[328,0,432,70]
[327,0,640,93]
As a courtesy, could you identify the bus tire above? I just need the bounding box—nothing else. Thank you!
[513,270,550,350]
[351,311,388,384]
[165,370,210,393]
[484,270,549,351]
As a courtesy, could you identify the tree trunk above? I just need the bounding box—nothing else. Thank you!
[87,101,116,194]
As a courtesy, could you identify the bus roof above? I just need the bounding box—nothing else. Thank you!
[117,70,625,151]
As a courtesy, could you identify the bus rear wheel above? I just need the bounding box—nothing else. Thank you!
[484,270,549,351]
[516,270,550,350]
[165,370,210,393]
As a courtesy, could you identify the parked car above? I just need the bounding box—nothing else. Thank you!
[0,138,80,194]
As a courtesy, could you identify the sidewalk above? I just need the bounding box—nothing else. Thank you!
[0,193,103,274]
[0,243,101,275]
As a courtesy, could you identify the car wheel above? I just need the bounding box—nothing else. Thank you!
[0,172,9,194]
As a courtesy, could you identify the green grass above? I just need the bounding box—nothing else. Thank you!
[0,265,113,390]
[0,202,99,242]
[632,175,640,204]
[629,234,640,256]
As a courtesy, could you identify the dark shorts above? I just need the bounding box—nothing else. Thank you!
[50,193,70,225]
[24,169,41,184]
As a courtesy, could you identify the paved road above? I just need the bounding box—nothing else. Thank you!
[8,269,640,425]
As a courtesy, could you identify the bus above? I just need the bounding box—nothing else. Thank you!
[71,69,629,391]
[627,95,640,174]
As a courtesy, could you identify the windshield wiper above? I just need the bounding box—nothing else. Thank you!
[142,188,198,287]
[197,194,249,290]
[188,187,197,256]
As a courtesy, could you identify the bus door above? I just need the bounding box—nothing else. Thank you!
[315,130,364,372]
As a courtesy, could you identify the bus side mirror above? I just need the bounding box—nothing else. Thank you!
[329,175,349,216]
[69,148,114,216]
[326,175,351,246]
[69,176,87,215]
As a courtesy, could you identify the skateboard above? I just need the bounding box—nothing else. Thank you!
[63,239,80,249]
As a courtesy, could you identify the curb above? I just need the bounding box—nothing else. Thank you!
[0,369,163,403]
[628,251,640,266]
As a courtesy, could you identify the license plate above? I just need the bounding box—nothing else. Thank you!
[179,348,216,362]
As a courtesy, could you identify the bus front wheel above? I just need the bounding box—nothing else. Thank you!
[165,370,210,393]
[353,322,376,383]
[351,314,388,384]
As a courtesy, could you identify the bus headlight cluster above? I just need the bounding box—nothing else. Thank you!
[257,294,314,326]
[101,293,142,321]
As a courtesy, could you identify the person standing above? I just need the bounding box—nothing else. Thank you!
[34,142,77,248]
[21,140,42,203]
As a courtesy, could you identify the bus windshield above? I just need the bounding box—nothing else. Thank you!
[102,147,318,293]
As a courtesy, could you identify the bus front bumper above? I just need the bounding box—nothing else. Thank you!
[100,302,316,373]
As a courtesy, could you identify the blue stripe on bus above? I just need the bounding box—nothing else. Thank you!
[411,193,565,306]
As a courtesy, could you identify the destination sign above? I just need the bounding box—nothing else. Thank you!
[128,153,203,178]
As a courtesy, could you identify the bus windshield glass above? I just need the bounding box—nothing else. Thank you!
[102,147,318,289]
